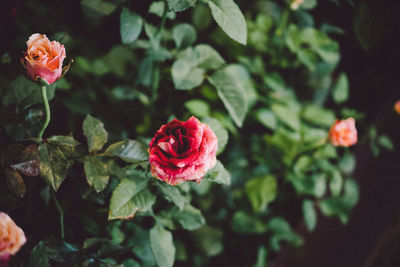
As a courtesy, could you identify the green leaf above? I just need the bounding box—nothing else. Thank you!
[354,4,377,51]
[172,45,225,90]
[204,160,231,185]
[378,135,394,150]
[267,217,303,251]
[172,204,205,230]
[339,153,356,175]
[44,240,79,263]
[4,168,26,198]
[184,99,210,118]
[208,66,249,127]
[120,7,143,44]
[223,64,257,107]
[271,104,300,131]
[193,44,225,69]
[316,144,337,159]
[38,143,69,191]
[329,170,343,197]
[232,211,268,234]
[302,200,317,231]
[320,179,359,224]
[2,76,56,109]
[301,126,328,147]
[47,135,80,147]
[172,60,205,90]
[285,25,339,70]
[173,23,197,49]
[192,3,212,30]
[301,0,317,9]
[149,1,166,17]
[167,0,197,12]
[256,109,277,130]
[202,117,229,154]
[105,139,148,163]
[131,231,157,266]
[83,115,108,153]
[123,259,141,267]
[109,178,155,220]
[29,242,50,267]
[158,182,186,210]
[332,73,349,104]
[191,226,223,256]
[81,0,117,17]
[288,173,327,198]
[245,175,277,212]
[302,105,336,127]
[137,57,154,87]
[150,225,175,267]
[294,155,312,175]
[84,156,109,193]
[208,0,247,45]
[104,45,136,78]
[254,246,268,267]
[176,44,226,69]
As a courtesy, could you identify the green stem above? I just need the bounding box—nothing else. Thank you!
[38,85,50,138]
[51,190,64,240]
[156,2,168,41]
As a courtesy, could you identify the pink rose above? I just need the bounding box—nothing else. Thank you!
[0,212,26,266]
[394,100,400,114]
[328,118,358,147]
[149,116,218,185]
[24,33,66,84]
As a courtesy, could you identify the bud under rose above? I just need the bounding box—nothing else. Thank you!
[149,116,218,185]
[23,33,66,85]
[0,212,26,266]
[394,100,400,114]
[328,118,358,147]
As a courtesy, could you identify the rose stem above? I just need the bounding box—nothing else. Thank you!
[38,85,50,138]
[51,190,64,240]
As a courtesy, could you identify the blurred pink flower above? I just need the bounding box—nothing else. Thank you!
[0,212,26,266]
[329,118,358,147]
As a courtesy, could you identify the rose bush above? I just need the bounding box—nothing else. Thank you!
[23,33,66,84]
[149,116,218,185]
[329,118,358,147]
[0,212,26,266]
[0,0,395,266]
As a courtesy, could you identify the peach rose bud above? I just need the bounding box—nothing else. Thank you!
[290,0,304,10]
[328,118,358,147]
[23,33,66,85]
[394,100,400,114]
[0,212,26,264]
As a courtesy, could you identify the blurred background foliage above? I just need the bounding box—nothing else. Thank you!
[0,0,399,266]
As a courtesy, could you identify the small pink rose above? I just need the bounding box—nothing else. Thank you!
[149,116,218,185]
[0,212,26,265]
[328,118,358,147]
[23,33,66,84]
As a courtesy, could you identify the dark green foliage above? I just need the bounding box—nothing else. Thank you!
[1,0,388,266]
